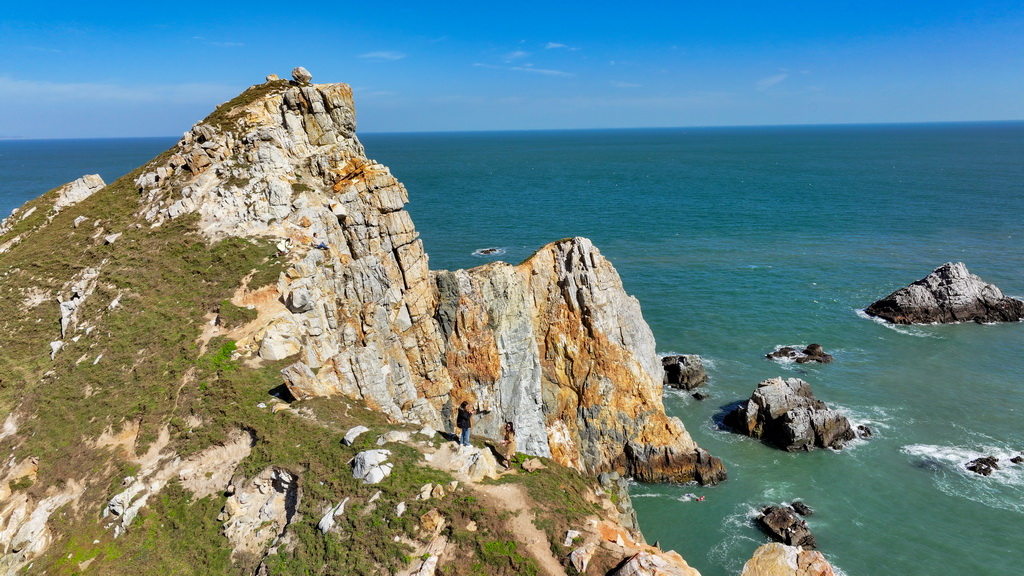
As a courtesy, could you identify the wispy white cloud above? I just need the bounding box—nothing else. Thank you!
[757,73,789,91]
[473,63,574,77]
[612,81,642,88]
[358,51,406,62]
[545,42,568,49]
[0,76,237,104]
[504,50,530,62]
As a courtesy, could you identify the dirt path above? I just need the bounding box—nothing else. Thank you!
[472,480,566,576]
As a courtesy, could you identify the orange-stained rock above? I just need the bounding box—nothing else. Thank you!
[739,543,836,576]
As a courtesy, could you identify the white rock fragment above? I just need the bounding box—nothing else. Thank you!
[395,501,406,518]
[564,529,581,546]
[342,425,369,446]
[49,341,62,360]
[352,450,392,484]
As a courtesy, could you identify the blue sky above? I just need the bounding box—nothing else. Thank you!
[2,1,1023,137]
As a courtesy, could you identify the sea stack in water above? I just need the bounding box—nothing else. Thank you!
[865,262,1024,324]
[662,355,708,390]
[755,505,816,548]
[724,377,855,451]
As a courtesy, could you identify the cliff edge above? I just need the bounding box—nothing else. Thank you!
[0,71,724,574]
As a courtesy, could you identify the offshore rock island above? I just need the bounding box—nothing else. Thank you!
[0,71,835,575]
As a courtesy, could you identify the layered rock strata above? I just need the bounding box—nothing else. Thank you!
[865,262,1024,324]
[724,377,855,451]
[129,77,724,484]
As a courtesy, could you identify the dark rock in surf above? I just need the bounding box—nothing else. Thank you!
[766,344,834,364]
[692,391,709,401]
[1011,455,1023,465]
[756,505,816,549]
[966,456,1000,476]
[864,262,1024,324]
[723,377,856,451]
[856,425,873,439]
[662,354,708,390]
[791,501,814,516]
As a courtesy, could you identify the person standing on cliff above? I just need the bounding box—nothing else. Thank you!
[456,401,474,447]
[500,421,516,468]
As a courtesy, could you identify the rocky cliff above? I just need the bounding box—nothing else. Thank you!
[127,75,724,484]
[0,72,725,574]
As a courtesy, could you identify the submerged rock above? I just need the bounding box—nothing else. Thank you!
[865,262,1024,324]
[766,344,833,364]
[966,456,1000,476]
[723,377,855,451]
[662,355,708,390]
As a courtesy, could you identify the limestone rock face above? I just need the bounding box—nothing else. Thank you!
[436,239,726,484]
[865,262,1024,324]
[127,77,723,485]
[739,543,835,576]
[724,377,855,451]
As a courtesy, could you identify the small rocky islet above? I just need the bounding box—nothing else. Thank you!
[864,261,1024,324]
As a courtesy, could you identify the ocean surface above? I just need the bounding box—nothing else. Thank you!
[3,123,1023,575]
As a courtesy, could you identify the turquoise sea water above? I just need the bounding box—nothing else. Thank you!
[3,123,1023,575]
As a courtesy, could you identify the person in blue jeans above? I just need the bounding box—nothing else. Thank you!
[456,401,474,447]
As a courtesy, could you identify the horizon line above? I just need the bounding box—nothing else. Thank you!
[3,118,1023,141]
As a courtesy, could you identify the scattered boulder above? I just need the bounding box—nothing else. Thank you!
[352,450,393,484]
[342,425,369,446]
[53,174,105,211]
[291,66,313,83]
[766,344,833,364]
[723,377,856,451]
[756,505,816,549]
[966,456,1000,476]
[856,425,873,439]
[740,543,836,576]
[1011,455,1023,464]
[864,262,1024,324]
[691,391,709,401]
[662,355,708,390]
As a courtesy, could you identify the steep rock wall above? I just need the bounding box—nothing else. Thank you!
[131,78,724,484]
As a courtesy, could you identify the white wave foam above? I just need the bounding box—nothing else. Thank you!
[854,309,943,338]
[902,442,1024,514]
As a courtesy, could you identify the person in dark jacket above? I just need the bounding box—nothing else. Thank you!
[456,401,474,447]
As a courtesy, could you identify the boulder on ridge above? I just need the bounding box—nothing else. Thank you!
[723,377,855,451]
[864,262,1024,324]
[662,355,708,390]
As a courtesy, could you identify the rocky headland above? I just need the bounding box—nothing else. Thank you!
[0,70,771,575]
[864,262,1024,324]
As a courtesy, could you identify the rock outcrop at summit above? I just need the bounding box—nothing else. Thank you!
[128,78,723,484]
[724,377,855,451]
[865,262,1024,324]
